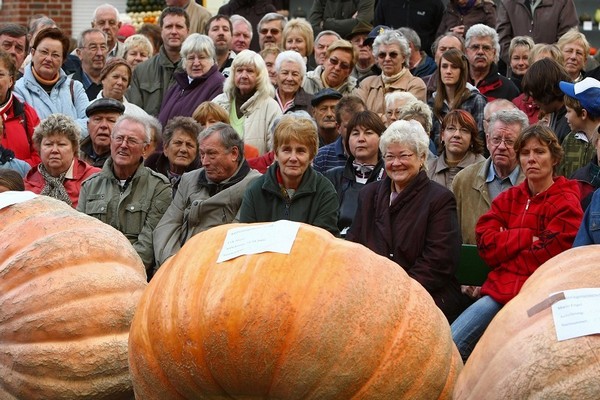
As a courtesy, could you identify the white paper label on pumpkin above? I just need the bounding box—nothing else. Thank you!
[217,221,301,263]
[0,191,38,210]
[551,288,600,341]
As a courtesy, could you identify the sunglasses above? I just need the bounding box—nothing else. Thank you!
[328,57,351,70]
[260,28,280,35]
[377,51,399,60]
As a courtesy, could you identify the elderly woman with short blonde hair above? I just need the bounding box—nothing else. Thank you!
[213,49,283,154]
[123,34,154,70]
[348,119,467,322]
[24,114,100,207]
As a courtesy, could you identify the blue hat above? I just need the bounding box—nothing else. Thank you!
[559,77,600,117]
[363,25,390,46]
[311,88,343,107]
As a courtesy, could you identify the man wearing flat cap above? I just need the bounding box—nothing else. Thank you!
[311,88,343,147]
[347,21,378,84]
[80,98,125,168]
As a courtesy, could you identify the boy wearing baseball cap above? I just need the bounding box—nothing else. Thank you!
[558,77,600,177]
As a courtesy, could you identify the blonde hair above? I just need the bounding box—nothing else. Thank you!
[282,18,314,56]
[273,114,318,159]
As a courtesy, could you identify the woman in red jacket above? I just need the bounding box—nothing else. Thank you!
[24,114,100,208]
[0,50,40,166]
[451,124,583,362]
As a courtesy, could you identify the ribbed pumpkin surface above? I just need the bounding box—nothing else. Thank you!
[454,245,600,399]
[129,222,462,399]
[0,195,147,399]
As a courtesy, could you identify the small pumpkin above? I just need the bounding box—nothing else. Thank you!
[454,245,600,399]
[0,195,147,399]
[129,222,462,399]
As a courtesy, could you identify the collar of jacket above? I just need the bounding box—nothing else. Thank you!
[197,159,251,192]
[263,162,319,198]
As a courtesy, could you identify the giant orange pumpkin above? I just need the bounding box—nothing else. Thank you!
[0,195,147,399]
[454,245,600,399]
[129,222,462,399]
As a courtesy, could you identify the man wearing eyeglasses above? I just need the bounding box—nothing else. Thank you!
[257,13,286,51]
[303,39,358,96]
[91,4,124,59]
[465,24,519,102]
[78,114,172,280]
[452,107,528,245]
[72,29,108,100]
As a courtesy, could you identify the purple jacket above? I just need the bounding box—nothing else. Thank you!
[158,64,224,127]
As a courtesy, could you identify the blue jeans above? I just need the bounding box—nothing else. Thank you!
[451,295,503,362]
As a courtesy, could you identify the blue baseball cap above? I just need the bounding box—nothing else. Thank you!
[559,77,600,117]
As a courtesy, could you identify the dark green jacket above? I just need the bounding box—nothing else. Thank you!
[239,162,340,237]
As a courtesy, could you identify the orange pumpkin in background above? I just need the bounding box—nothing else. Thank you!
[129,222,462,399]
[0,195,147,399]
[454,246,600,400]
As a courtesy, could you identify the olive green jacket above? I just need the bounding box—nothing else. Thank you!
[126,46,182,117]
[451,158,524,244]
[77,157,172,276]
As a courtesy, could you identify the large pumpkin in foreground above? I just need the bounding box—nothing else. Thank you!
[454,245,600,399]
[0,195,147,399]
[129,222,462,399]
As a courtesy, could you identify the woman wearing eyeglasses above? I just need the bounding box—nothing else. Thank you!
[302,39,358,96]
[14,27,90,137]
[347,120,468,323]
[428,110,485,190]
[430,48,487,146]
[357,29,426,119]
[158,34,224,127]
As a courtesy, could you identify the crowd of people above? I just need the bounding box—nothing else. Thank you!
[2,0,600,363]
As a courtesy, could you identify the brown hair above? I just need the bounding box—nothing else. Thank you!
[274,114,318,159]
[522,58,571,105]
[32,27,70,60]
[0,169,25,191]
[192,101,230,126]
[440,109,483,155]
[99,57,132,83]
[345,110,386,156]
[514,124,564,174]
[434,48,470,119]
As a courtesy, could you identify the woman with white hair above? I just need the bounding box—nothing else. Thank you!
[213,49,283,155]
[357,29,427,118]
[274,50,312,114]
[158,33,225,127]
[347,119,467,323]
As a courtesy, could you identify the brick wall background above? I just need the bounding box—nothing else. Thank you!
[0,0,72,37]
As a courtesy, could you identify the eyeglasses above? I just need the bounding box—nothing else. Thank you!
[1,40,25,55]
[468,44,493,53]
[377,51,399,60]
[445,126,471,134]
[384,153,414,163]
[260,28,280,35]
[35,48,62,61]
[489,137,515,147]
[82,44,108,52]
[328,57,351,70]
[112,135,145,146]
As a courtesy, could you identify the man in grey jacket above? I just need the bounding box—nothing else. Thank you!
[152,123,261,269]
[78,114,172,280]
